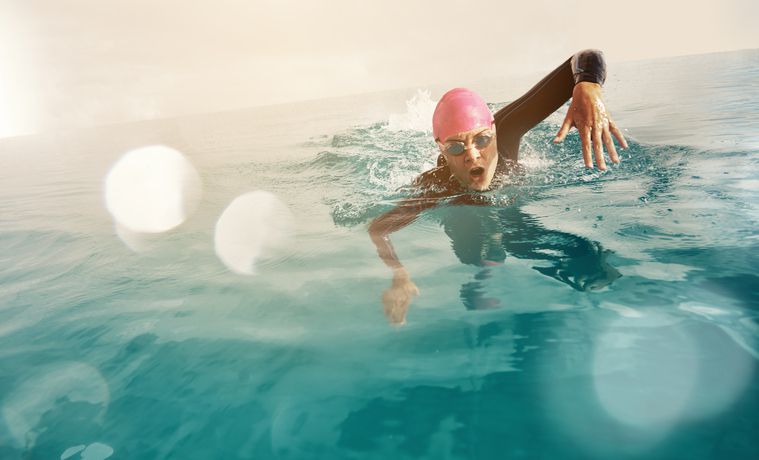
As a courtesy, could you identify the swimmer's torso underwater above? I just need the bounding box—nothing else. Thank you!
[440,202,621,305]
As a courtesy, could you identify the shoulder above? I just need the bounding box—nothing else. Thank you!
[413,165,455,194]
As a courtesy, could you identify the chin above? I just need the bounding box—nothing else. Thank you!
[468,181,491,192]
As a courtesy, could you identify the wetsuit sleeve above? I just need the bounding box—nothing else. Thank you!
[571,49,607,85]
[494,49,606,161]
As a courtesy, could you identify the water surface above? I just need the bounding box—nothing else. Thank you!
[1,50,758,459]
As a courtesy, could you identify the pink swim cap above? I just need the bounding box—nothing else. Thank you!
[432,88,494,142]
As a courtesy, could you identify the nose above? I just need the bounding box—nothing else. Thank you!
[463,144,481,162]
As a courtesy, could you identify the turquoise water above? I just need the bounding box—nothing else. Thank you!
[1,50,758,459]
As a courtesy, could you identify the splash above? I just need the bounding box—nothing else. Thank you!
[387,89,436,133]
[319,94,662,228]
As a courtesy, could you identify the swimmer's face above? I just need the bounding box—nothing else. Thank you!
[438,125,498,191]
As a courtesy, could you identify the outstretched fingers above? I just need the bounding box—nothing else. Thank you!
[580,126,593,168]
[603,125,620,164]
[554,102,626,170]
[592,125,607,170]
[609,119,628,149]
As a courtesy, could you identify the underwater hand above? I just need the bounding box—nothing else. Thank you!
[553,82,628,170]
[382,268,419,325]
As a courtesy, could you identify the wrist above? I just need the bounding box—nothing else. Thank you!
[392,267,411,281]
[574,81,602,91]
[573,81,602,98]
[571,49,606,86]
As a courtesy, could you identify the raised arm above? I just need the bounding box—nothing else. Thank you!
[494,53,577,160]
[495,49,627,169]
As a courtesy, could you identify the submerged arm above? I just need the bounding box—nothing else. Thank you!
[369,204,419,270]
[368,195,440,324]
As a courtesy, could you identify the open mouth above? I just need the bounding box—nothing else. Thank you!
[469,166,485,178]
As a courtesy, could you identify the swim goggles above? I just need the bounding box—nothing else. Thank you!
[438,131,495,156]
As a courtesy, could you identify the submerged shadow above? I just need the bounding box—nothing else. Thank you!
[439,198,621,309]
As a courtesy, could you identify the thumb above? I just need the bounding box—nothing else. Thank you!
[553,112,573,143]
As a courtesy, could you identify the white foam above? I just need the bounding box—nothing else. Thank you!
[387,89,436,133]
[519,148,555,172]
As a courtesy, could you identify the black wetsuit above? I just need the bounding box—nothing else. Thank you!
[370,51,615,304]
[415,49,607,193]
[406,50,617,301]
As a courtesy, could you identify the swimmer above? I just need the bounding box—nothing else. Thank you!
[369,49,628,324]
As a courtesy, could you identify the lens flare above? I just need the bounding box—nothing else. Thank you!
[61,442,114,460]
[214,191,294,275]
[104,145,202,234]
[592,316,698,430]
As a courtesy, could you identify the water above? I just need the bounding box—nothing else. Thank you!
[1,50,758,459]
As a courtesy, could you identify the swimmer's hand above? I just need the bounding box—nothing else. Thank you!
[382,268,419,326]
[553,82,628,171]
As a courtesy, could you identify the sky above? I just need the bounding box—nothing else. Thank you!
[1,0,757,138]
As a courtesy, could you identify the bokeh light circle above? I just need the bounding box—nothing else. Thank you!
[214,191,294,275]
[105,145,202,233]
[592,318,699,430]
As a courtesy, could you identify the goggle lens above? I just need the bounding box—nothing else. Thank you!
[441,132,494,156]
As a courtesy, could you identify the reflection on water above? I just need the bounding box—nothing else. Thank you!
[1,362,110,454]
[336,312,756,459]
[440,204,621,310]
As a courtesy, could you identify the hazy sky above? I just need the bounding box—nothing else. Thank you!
[1,0,757,138]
